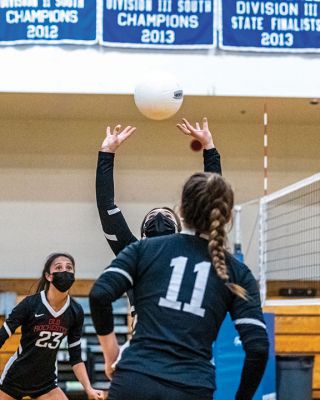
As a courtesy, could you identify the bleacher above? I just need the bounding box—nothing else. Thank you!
[58,296,129,397]
[0,319,21,373]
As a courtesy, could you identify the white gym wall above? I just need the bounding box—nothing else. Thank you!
[0,41,319,279]
[0,94,319,278]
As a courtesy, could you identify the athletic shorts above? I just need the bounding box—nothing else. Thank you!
[0,380,58,399]
[108,369,213,400]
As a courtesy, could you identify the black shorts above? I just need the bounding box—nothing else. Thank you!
[0,380,58,400]
[108,369,213,400]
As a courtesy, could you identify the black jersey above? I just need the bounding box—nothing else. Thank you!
[0,291,83,394]
[96,147,222,317]
[89,232,269,392]
[95,148,222,256]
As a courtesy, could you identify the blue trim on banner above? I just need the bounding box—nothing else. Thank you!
[0,0,98,45]
[100,0,216,49]
[219,0,320,53]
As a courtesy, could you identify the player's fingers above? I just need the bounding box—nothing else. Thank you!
[182,118,196,133]
[176,123,191,135]
[177,122,190,131]
[113,124,122,135]
[202,116,209,130]
[176,123,185,131]
[195,122,200,130]
[123,126,136,139]
[122,125,132,133]
[106,126,111,137]
[128,126,137,135]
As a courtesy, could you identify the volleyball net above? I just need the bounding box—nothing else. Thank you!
[233,173,320,305]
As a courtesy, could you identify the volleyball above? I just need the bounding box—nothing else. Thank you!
[134,70,184,120]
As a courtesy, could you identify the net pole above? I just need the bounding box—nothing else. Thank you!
[233,205,244,262]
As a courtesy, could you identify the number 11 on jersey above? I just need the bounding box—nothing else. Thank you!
[159,257,211,317]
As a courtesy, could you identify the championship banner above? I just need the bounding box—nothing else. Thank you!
[220,0,320,52]
[0,0,97,45]
[100,0,216,49]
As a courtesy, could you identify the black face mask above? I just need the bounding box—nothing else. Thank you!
[51,271,75,292]
[143,212,177,238]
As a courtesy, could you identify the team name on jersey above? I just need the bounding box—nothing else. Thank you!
[34,318,67,334]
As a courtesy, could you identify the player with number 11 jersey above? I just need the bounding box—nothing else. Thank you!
[90,172,269,400]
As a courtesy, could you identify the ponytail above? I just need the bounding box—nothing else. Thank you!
[181,172,248,300]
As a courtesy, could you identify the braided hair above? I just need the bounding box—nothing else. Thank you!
[181,172,247,300]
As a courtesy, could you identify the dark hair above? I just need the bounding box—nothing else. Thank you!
[181,172,247,300]
[35,253,75,293]
[140,206,182,237]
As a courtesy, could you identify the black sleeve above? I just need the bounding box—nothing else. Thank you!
[228,259,269,399]
[68,305,84,366]
[0,297,29,349]
[203,148,222,175]
[89,242,140,335]
[235,350,269,400]
[96,151,138,256]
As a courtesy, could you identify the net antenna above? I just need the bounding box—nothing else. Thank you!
[259,103,269,304]
[263,104,268,196]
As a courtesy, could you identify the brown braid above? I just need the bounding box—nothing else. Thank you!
[181,172,248,300]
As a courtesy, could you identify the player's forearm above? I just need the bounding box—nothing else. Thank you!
[72,362,93,392]
[89,281,114,335]
[96,151,115,209]
[236,347,269,399]
[203,148,222,174]
[98,332,120,367]
[69,344,83,366]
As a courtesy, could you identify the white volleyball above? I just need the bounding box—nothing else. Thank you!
[134,71,184,120]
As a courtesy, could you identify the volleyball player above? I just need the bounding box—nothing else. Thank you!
[89,172,269,400]
[0,253,104,400]
[96,117,222,256]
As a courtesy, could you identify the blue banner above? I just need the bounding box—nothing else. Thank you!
[0,0,97,45]
[220,0,320,52]
[100,0,216,49]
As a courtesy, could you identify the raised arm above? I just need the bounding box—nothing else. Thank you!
[176,117,222,174]
[96,124,138,256]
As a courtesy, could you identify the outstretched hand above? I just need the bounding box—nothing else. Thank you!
[176,117,214,150]
[100,124,137,153]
